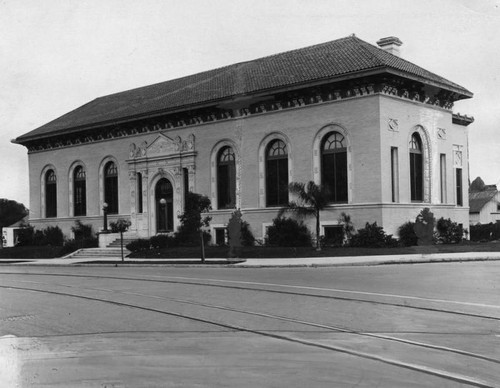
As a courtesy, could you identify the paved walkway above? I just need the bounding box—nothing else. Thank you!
[2,251,500,267]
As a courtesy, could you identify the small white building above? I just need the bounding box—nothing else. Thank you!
[1,216,28,247]
[469,186,500,225]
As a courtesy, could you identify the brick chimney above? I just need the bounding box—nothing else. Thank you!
[376,36,403,57]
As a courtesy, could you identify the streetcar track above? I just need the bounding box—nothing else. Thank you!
[5,278,500,365]
[1,271,499,322]
[0,283,495,388]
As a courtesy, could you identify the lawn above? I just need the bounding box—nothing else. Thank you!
[0,246,65,259]
[2,241,500,260]
[128,240,500,259]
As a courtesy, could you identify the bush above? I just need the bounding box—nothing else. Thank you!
[17,225,64,246]
[241,221,255,247]
[150,234,177,249]
[126,239,151,252]
[16,225,34,246]
[110,219,131,233]
[436,218,463,244]
[470,222,500,241]
[175,192,212,246]
[398,221,418,247]
[60,237,98,256]
[350,222,398,248]
[72,220,94,240]
[266,217,312,247]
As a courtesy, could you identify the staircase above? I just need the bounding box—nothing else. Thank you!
[65,247,130,260]
[65,235,134,260]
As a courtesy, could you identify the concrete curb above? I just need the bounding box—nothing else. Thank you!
[2,254,500,268]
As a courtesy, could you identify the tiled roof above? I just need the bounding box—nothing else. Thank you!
[469,189,498,213]
[15,35,473,143]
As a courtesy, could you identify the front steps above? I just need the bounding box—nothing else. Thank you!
[64,246,130,260]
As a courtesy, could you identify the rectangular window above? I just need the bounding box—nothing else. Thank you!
[456,168,463,206]
[410,152,423,201]
[322,151,348,202]
[46,183,57,218]
[183,168,189,204]
[137,173,143,214]
[215,228,226,245]
[440,154,447,204]
[266,158,289,206]
[391,147,399,202]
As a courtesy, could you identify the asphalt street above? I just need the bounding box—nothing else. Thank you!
[0,261,499,387]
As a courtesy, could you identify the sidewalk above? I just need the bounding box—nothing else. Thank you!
[2,251,500,267]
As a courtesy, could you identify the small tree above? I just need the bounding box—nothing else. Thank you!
[176,192,212,245]
[469,176,486,192]
[279,181,329,250]
[339,212,355,246]
[110,219,131,262]
[0,199,28,230]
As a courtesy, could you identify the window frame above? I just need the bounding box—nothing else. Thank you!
[104,161,119,214]
[409,133,424,202]
[321,131,348,203]
[45,169,57,218]
[217,146,236,209]
[265,139,289,207]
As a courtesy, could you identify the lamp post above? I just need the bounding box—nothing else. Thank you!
[102,202,109,233]
[159,198,166,233]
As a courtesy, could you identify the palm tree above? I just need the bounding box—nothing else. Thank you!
[279,181,330,250]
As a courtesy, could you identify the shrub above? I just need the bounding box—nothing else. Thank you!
[469,222,500,241]
[241,221,255,247]
[60,237,98,256]
[18,225,64,246]
[16,225,34,246]
[266,217,312,247]
[126,239,151,252]
[110,219,131,233]
[175,192,212,245]
[398,221,418,247]
[150,234,177,249]
[436,218,463,244]
[350,222,398,248]
[72,220,94,240]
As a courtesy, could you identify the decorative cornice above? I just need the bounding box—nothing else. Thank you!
[452,113,475,127]
[25,78,466,153]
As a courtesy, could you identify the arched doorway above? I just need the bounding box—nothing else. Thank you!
[155,178,173,233]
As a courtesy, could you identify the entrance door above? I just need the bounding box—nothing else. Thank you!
[155,178,173,233]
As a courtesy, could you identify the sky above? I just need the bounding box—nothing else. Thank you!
[1,0,500,207]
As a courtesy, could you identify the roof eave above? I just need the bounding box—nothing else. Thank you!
[14,66,472,145]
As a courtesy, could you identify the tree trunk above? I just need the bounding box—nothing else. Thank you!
[316,209,321,251]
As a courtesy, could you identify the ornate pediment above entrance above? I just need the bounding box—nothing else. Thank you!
[129,133,195,160]
[147,134,180,156]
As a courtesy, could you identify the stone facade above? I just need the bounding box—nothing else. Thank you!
[24,93,471,240]
[16,35,474,242]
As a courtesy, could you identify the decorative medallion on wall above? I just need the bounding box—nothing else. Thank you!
[388,118,399,132]
[453,145,463,167]
[437,128,447,140]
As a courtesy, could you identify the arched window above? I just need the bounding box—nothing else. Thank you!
[409,133,423,201]
[104,161,119,214]
[266,139,288,207]
[321,132,348,202]
[45,169,57,218]
[73,166,86,216]
[155,178,173,232]
[217,146,236,209]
